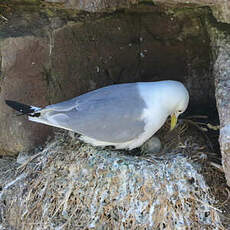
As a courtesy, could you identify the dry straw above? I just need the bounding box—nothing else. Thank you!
[0,119,229,229]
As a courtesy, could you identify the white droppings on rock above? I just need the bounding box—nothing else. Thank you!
[0,133,225,229]
[221,124,230,138]
[140,52,145,58]
[0,173,27,199]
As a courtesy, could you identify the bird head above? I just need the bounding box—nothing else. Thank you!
[170,85,189,131]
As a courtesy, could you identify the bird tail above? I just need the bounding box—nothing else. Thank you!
[5,100,72,131]
[5,100,41,117]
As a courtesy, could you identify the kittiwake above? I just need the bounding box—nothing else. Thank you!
[5,80,189,150]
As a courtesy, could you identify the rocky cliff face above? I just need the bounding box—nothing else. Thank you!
[210,26,230,188]
[1,0,230,228]
[0,2,214,154]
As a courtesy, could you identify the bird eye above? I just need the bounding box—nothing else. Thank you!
[178,110,183,113]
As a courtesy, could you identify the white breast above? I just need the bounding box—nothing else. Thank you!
[135,83,169,145]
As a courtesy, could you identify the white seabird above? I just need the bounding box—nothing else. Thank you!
[5,80,189,150]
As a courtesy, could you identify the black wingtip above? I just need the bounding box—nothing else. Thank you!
[5,100,35,115]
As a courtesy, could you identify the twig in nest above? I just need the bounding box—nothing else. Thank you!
[190,196,222,213]
[182,119,214,152]
[17,152,42,173]
[185,115,209,119]
[0,14,8,21]
[207,123,220,131]
[219,187,230,207]
[209,162,224,173]
[51,182,74,218]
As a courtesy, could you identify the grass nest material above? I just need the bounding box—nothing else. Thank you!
[0,117,229,229]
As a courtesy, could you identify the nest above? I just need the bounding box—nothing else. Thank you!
[0,118,229,229]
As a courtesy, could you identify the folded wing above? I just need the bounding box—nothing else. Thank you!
[40,83,147,143]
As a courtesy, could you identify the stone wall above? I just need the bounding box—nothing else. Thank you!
[1,0,230,228]
[209,24,230,186]
[0,4,213,154]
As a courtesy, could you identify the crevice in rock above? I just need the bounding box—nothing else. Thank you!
[0,2,221,157]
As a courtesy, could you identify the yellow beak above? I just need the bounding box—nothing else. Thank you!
[170,113,177,131]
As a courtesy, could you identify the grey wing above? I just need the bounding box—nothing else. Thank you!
[44,97,79,111]
[45,84,147,143]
